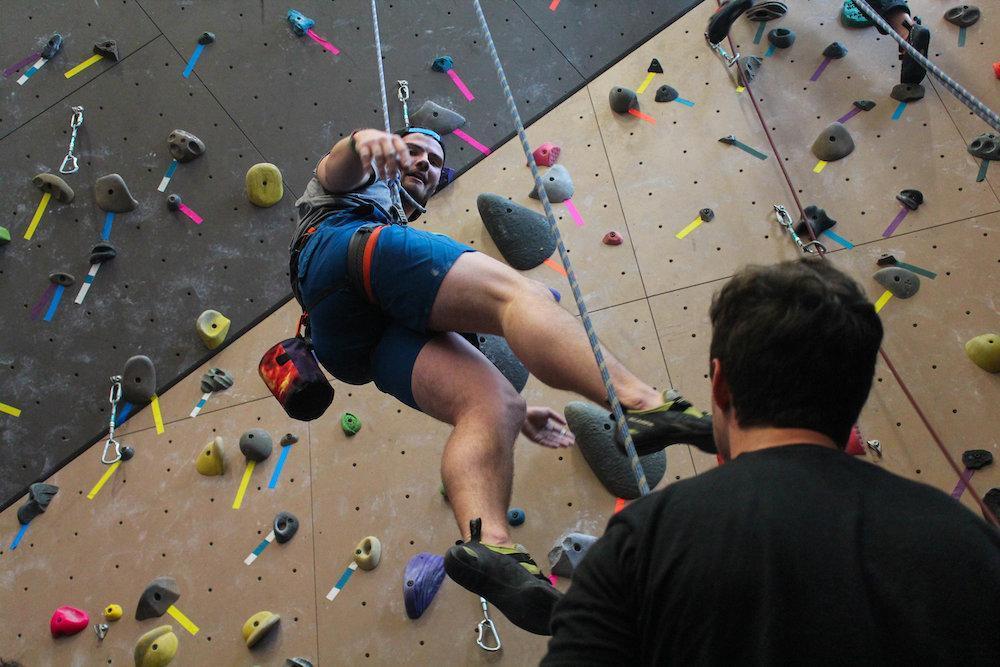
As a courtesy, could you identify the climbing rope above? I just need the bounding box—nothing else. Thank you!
[470,0,650,497]
[369,0,405,218]
[850,0,1000,133]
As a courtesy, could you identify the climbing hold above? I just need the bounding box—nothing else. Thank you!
[239,429,273,462]
[195,437,225,476]
[718,135,737,146]
[431,55,454,72]
[286,660,313,667]
[876,253,897,267]
[529,164,575,203]
[476,334,529,393]
[737,55,762,84]
[845,425,865,456]
[409,100,466,135]
[340,412,362,436]
[944,5,980,27]
[994,61,1000,80]
[531,142,561,167]
[823,42,848,59]
[50,605,89,637]
[767,28,796,49]
[245,163,284,207]
[564,401,665,499]
[89,242,118,265]
[811,122,855,162]
[49,272,75,286]
[403,552,446,619]
[603,231,623,246]
[41,33,63,60]
[647,58,663,74]
[706,0,753,45]
[609,86,639,114]
[273,511,300,543]
[93,40,120,61]
[167,130,205,163]
[198,32,216,45]
[477,193,556,271]
[104,604,123,621]
[17,483,58,524]
[135,577,180,620]
[841,0,872,27]
[32,173,75,203]
[506,508,525,526]
[853,99,876,111]
[353,536,382,571]
[166,194,182,212]
[133,624,177,667]
[200,368,233,393]
[895,189,924,211]
[962,449,993,470]
[967,133,1000,161]
[95,174,139,213]
[547,532,598,578]
[746,1,787,21]
[654,85,678,103]
[983,488,1000,518]
[890,83,925,102]
[286,9,315,36]
[122,355,157,404]
[795,205,837,238]
[0,227,9,245]
[196,309,231,350]
[965,334,1000,373]
[699,208,715,222]
[874,267,920,299]
[280,433,299,447]
[243,611,280,649]
[120,446,135,461]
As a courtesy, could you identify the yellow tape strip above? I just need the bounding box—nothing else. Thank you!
[675,216,703,240]
[636,72,656,94]
[150,395,164,434]
[233,460,255,509]
[874,290,893,314]
[813,160,828,174]
[0,403,22,417]
[736,85,745,93]
[64,54,104,79]
[87,461,121,500]
[167,605,200,635]
[24,192,51,240]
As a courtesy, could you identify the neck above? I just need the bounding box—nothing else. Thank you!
[728,426,837,459]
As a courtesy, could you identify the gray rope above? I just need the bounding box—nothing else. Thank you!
[369,0,405,217]
[850,0,1000,133]
[470,0,650,497]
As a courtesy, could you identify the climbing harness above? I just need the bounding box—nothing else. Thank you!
[470,0,650,496]
[100,376,126,464]
[397,80,411,129]
[774,204,826,255]
[59,106,84,174]
[476,596,502,651]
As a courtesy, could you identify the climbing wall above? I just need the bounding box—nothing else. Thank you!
[2,0,998,665]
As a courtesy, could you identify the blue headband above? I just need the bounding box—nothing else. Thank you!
[396,127,446,164]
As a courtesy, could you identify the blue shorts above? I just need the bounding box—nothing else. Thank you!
[296,207,474,410]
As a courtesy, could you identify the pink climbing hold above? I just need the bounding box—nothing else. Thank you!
[845,425,865,456]
[602,231,623,246]
[50,605,89,637]
[531,142,561,167]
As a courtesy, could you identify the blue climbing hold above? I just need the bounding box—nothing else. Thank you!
[507,508,525,526]
[287,9,315,36]
[432,55,454,72]
[404,552,446,619]
[549,287,561,303]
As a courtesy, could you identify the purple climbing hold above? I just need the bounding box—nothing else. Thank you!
[403,552,446,619]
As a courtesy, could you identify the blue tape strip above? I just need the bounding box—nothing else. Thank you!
[958,27,966,48]
[676,98,695,107]
[84,274,95,285]
[891,101,906,120]
[334,564,356,590]
[23,65,38,78]
[10,523,29,549]
[101,211,115,241]
[251,537,270,557]
[267,445,291,489]
[182,43,205,78]
[115,401,134,427]
[734,140,768,160]
[764,44,776,58]
[43,285,64,322]
[165,159,179,178]
[753,21,767,45]
[823,230,854,249]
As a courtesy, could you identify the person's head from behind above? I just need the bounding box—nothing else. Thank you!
[395,128,445,206]
[708,258,883,459]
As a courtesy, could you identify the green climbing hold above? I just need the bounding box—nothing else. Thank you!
[841,1,872,28]
[341,412,362,436]
[0,226,10,245]
[965,333,1000,373]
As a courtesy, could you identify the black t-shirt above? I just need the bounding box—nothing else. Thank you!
[543,445,1000,666]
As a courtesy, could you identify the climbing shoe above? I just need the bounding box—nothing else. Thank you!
[619,390,716,456]
[444,519,561,636]
[706,0,753,46]
[900,21,930,85]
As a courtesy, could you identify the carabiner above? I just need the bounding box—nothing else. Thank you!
[101,376,124,464]
[59,153,79,174]
[70,106,84,128]
[476,597,501,652]
[396,80,409,102]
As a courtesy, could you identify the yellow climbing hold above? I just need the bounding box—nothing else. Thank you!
[133,624,178,667]
[195,436,225,476]
[196,310,231,350]
[104,603,123,621]
[245,163,284,207]
[242,610,280,648]
[353,535,382,571]
[966,333,1000,373]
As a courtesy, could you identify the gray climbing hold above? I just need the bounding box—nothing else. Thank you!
[944,5,980,27]
[564,401,665,499]
[647,58,663,74]
[198,31,216,45]
[962,449,993,470]
[273,511,299,544]
[890,83,925,102]
[767,28,795,49]
[41,33,63,60]
[654,85,678,102]
[200,368,233,393]
[895,189,924,210]
[737,55,762,84]
[476,334,529,393]
[795,205,837,238]
[135,577,180,620]
[853,99,876,111]
[17,501,43,525]
[167,194,182,211]
[609,86,639,114]
[93,40,120,61]
[823,42,848,59]
[874,267,920,298]
[17,483,58,525]
[529,165,575,204]
[49,272,75,286]
[968,133,1000,161]
[240,428,273,462]
[746,1,787,21]
[168,129,205,163]
[408,100,466,135]
[699,208,715,222]
[32,173,74,203]
[122,355,157,404]
[477,193,556,271]
[811,122,855,162]
[89,243,117,265]
[547,532,598,578]
[94,174,138,213]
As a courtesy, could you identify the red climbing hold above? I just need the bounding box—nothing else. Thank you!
[845,425,865,456]
[602,231,623,246]
[50,605,89,637]
[994,61,1000,79]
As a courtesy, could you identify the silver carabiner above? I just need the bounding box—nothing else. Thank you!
[476,597,501,652]
[59,153,78,175]
[101,376,124,464]
[59,106,84,174]
[397,80,410,130]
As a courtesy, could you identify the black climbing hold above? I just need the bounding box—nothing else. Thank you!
[795,205,837,238]
[93,40,120,61]
[477,193,556,271]
[962,449,993,470]
[548,532,598,577]
[823,42,848,59]
[286,659,314,667]
[647,58,663,74]
[89,243,117,265]
[853,99,876,111]
[167,129,206,163]
[135,577,180,620]
[240,428,273,462]
[167,194,182,211]
[403,552,446,620]
[16,483,58,525]
[94,174,138,213]
[41,33,63,60]
[49,272,75,287]
[811,122,855,162]
[198,31,216,45]
[746,1,788,22]
[767,28,796,49]
[506,508,525,526]
[737,55,762,84]
[699,208,715,222]
[475,334,529,393]
[706,0,753,45]
[280,433,299,447]
[874,267,920,299]
[609,86,639,114]
[273,511,300,543]
[984,488,1000,521]
[718,135,737,145]
[876,253,897,267]
[654,85,678,103]
[895,189,924,210]
[122,355,156,404]
[968,133,1000,161]
[431,55,454,72]
[944,5,980,27]
[529,165,575,203]
[200,367,233,393]
[409,100,466,135]
[890,83,925,102]
[17,501,43,525]
[120,446,135,461]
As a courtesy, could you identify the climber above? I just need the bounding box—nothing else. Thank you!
[289,127,712,635]
[864,0,931,87]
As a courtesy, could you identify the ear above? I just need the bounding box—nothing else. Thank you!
[710,358,732,413]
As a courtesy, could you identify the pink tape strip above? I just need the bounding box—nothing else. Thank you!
[447,69,475,101]
[178,203,203,224]
[564,199,585,227]
[307,28,340,55]
[452,128,491,155]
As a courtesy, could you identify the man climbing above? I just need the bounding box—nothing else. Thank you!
[859,0,931,88]
[289,127,712,634]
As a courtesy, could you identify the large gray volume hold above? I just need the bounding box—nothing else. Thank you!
[874,267,920,298]
[477,193,556,271]
[811,122,855,161]
[94,174,138,212]
[408,101,466,135]
[529,165,575,203]
[122,355,156,404]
